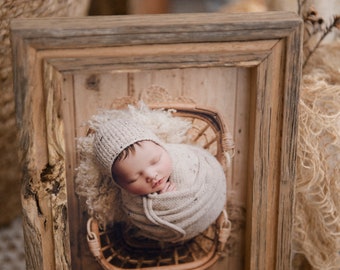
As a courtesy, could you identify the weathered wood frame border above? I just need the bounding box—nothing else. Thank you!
[11,12,302,270]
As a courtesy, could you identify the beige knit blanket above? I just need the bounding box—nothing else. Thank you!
[120,143,226,242]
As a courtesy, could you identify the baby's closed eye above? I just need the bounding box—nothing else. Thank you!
[150,155,161,165]
[127,178,138,184]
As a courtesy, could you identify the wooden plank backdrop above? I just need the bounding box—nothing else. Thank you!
[10,12,302,270]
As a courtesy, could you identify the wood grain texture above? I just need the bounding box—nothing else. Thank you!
[11,12,300,41]
[10,12,302,270]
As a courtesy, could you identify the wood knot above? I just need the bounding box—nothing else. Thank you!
[86,74,100,91]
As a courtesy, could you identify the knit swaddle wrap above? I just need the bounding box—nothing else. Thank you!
[121,143,226,242]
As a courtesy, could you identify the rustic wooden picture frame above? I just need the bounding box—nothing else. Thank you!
[11,12,302,270]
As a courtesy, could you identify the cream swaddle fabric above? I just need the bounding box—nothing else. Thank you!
[121,143,226,242]
[76,103,228,242]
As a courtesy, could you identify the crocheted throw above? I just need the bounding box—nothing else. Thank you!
[120,143,226,242]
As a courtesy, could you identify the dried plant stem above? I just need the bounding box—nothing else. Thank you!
[298,0,308,16]
[303,23,337,68]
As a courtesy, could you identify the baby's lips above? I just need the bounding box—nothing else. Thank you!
[152,178,163,188]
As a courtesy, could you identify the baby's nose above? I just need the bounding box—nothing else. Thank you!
[145,171,157,182]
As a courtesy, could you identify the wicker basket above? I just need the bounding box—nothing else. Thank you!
[86,90,234,270]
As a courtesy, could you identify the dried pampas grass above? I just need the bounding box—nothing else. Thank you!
[293,41,340,269]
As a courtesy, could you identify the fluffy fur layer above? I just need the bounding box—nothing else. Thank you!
[75,103,193,226]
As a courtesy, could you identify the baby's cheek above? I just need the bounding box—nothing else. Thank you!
[167,156,173,172]
[165,163,172,177]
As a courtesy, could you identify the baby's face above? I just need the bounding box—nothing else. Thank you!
[112,141,173,195]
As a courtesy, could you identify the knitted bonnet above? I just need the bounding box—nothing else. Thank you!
[93,118,162,176]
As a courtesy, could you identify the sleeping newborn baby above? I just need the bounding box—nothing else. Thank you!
[92,118,227,242]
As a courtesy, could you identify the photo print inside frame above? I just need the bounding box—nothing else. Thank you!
[78,86,234,270]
